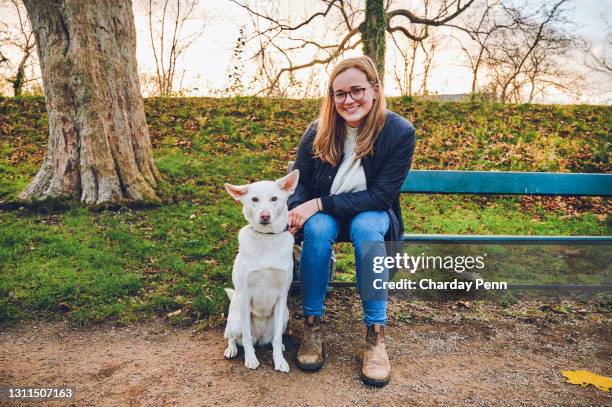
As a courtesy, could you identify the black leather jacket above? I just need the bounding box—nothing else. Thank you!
[288,110,416,242]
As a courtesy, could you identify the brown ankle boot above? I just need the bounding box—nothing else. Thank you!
[360,324,390,386]
[296,315,324,371]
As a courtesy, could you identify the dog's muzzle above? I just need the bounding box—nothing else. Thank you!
[259,211,271,225]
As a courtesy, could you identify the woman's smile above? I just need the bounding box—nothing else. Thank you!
[332,67,377,127]
[343,104,362,116]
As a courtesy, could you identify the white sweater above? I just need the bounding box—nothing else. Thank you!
[330,125,367,194]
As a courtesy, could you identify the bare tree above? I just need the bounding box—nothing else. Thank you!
[451,0,517,97]
[231,0,474,95]
[389,1,428,96]
[419,28,440,95]
[0,0,38,96]
[390,30,419,95]
[523,28,584,103]
[224,25,247,96]
[484,0,580,103]
[585,17,612,77]
[141,0,206,96]
[388,0,441,96]
[20,0,160,204]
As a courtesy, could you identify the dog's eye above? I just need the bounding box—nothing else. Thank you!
[271,196,278,202]
[251,197,258,202]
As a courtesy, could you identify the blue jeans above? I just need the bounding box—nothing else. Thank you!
[300,211,390,326]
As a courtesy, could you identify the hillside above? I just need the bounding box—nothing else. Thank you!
[0,96,609,325]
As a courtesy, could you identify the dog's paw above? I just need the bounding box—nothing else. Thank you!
[274,356,290,373]
[244,354,260,370]
[224,344,238,359]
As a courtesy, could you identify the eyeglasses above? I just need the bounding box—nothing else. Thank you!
[332,85,375,104]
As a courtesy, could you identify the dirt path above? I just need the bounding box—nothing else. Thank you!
[1,290,610,406]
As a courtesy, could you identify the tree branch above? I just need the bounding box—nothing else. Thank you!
[230,0,341,35]
[387,0,475,27]
[259,27,361,95]
[387,25,428,42]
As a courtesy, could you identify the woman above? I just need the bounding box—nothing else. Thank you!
[287,55,416,387]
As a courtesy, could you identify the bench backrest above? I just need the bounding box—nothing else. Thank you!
[401,170,612,197]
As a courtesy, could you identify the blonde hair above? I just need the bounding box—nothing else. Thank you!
[313,56,387,166]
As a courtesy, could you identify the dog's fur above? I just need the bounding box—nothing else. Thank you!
[223,170,299,372]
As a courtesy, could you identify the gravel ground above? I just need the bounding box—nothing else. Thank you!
[1,289,610,406]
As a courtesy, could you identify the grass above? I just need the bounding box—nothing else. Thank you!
[0,96,609,326]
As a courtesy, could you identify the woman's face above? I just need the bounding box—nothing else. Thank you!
[332,67,378,128]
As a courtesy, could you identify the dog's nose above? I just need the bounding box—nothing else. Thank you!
[259,211,271,223]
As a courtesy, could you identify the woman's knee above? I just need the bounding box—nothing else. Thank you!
[304,213,339,241]
[349,211,389,242]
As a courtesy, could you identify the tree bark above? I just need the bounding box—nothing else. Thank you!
[359,0,386,83]
[20,0,160,204]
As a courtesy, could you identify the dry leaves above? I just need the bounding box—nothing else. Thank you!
[561,370,612,392]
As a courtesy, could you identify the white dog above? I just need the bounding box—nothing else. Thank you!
[223,170,299,372]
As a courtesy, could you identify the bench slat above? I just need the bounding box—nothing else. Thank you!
[403,234,612,245]
[401,170,612,196]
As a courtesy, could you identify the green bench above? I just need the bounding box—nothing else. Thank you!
[289,164,611,289]
[401,170,611,245]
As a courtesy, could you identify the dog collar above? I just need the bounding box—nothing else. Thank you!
[249,224,289,234]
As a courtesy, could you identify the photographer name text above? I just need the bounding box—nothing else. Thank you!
[373,278,507,291]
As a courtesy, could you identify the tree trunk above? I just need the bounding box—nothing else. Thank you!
[20,0,160,204]
[11,54,27,97]
[360,0,386,83]
[471,65,479,95]
[528,79,536,103]
[408,42,417,96]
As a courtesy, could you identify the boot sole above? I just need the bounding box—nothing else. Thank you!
[360,372,390,387]
[295,359,324,371]
[295,346,324,372]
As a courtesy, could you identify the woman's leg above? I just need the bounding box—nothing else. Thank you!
[349,211,390,326]
[350,210,392,386]
[300,212,339,317]
[297,212,338,371]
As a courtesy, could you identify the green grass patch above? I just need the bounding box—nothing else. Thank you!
[0,97,609,326]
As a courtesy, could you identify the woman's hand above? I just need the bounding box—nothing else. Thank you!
[288,198,321,235]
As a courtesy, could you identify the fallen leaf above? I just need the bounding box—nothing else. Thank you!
[455,300,472,309]
[561,369,612,392]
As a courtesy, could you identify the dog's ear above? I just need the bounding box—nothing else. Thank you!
[276,169,300,195]
[225,183,249,201]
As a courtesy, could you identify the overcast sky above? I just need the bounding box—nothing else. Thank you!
[132,0,611,103]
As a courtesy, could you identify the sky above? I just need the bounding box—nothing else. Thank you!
[2,0,611,103]
[131,0,611,103]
